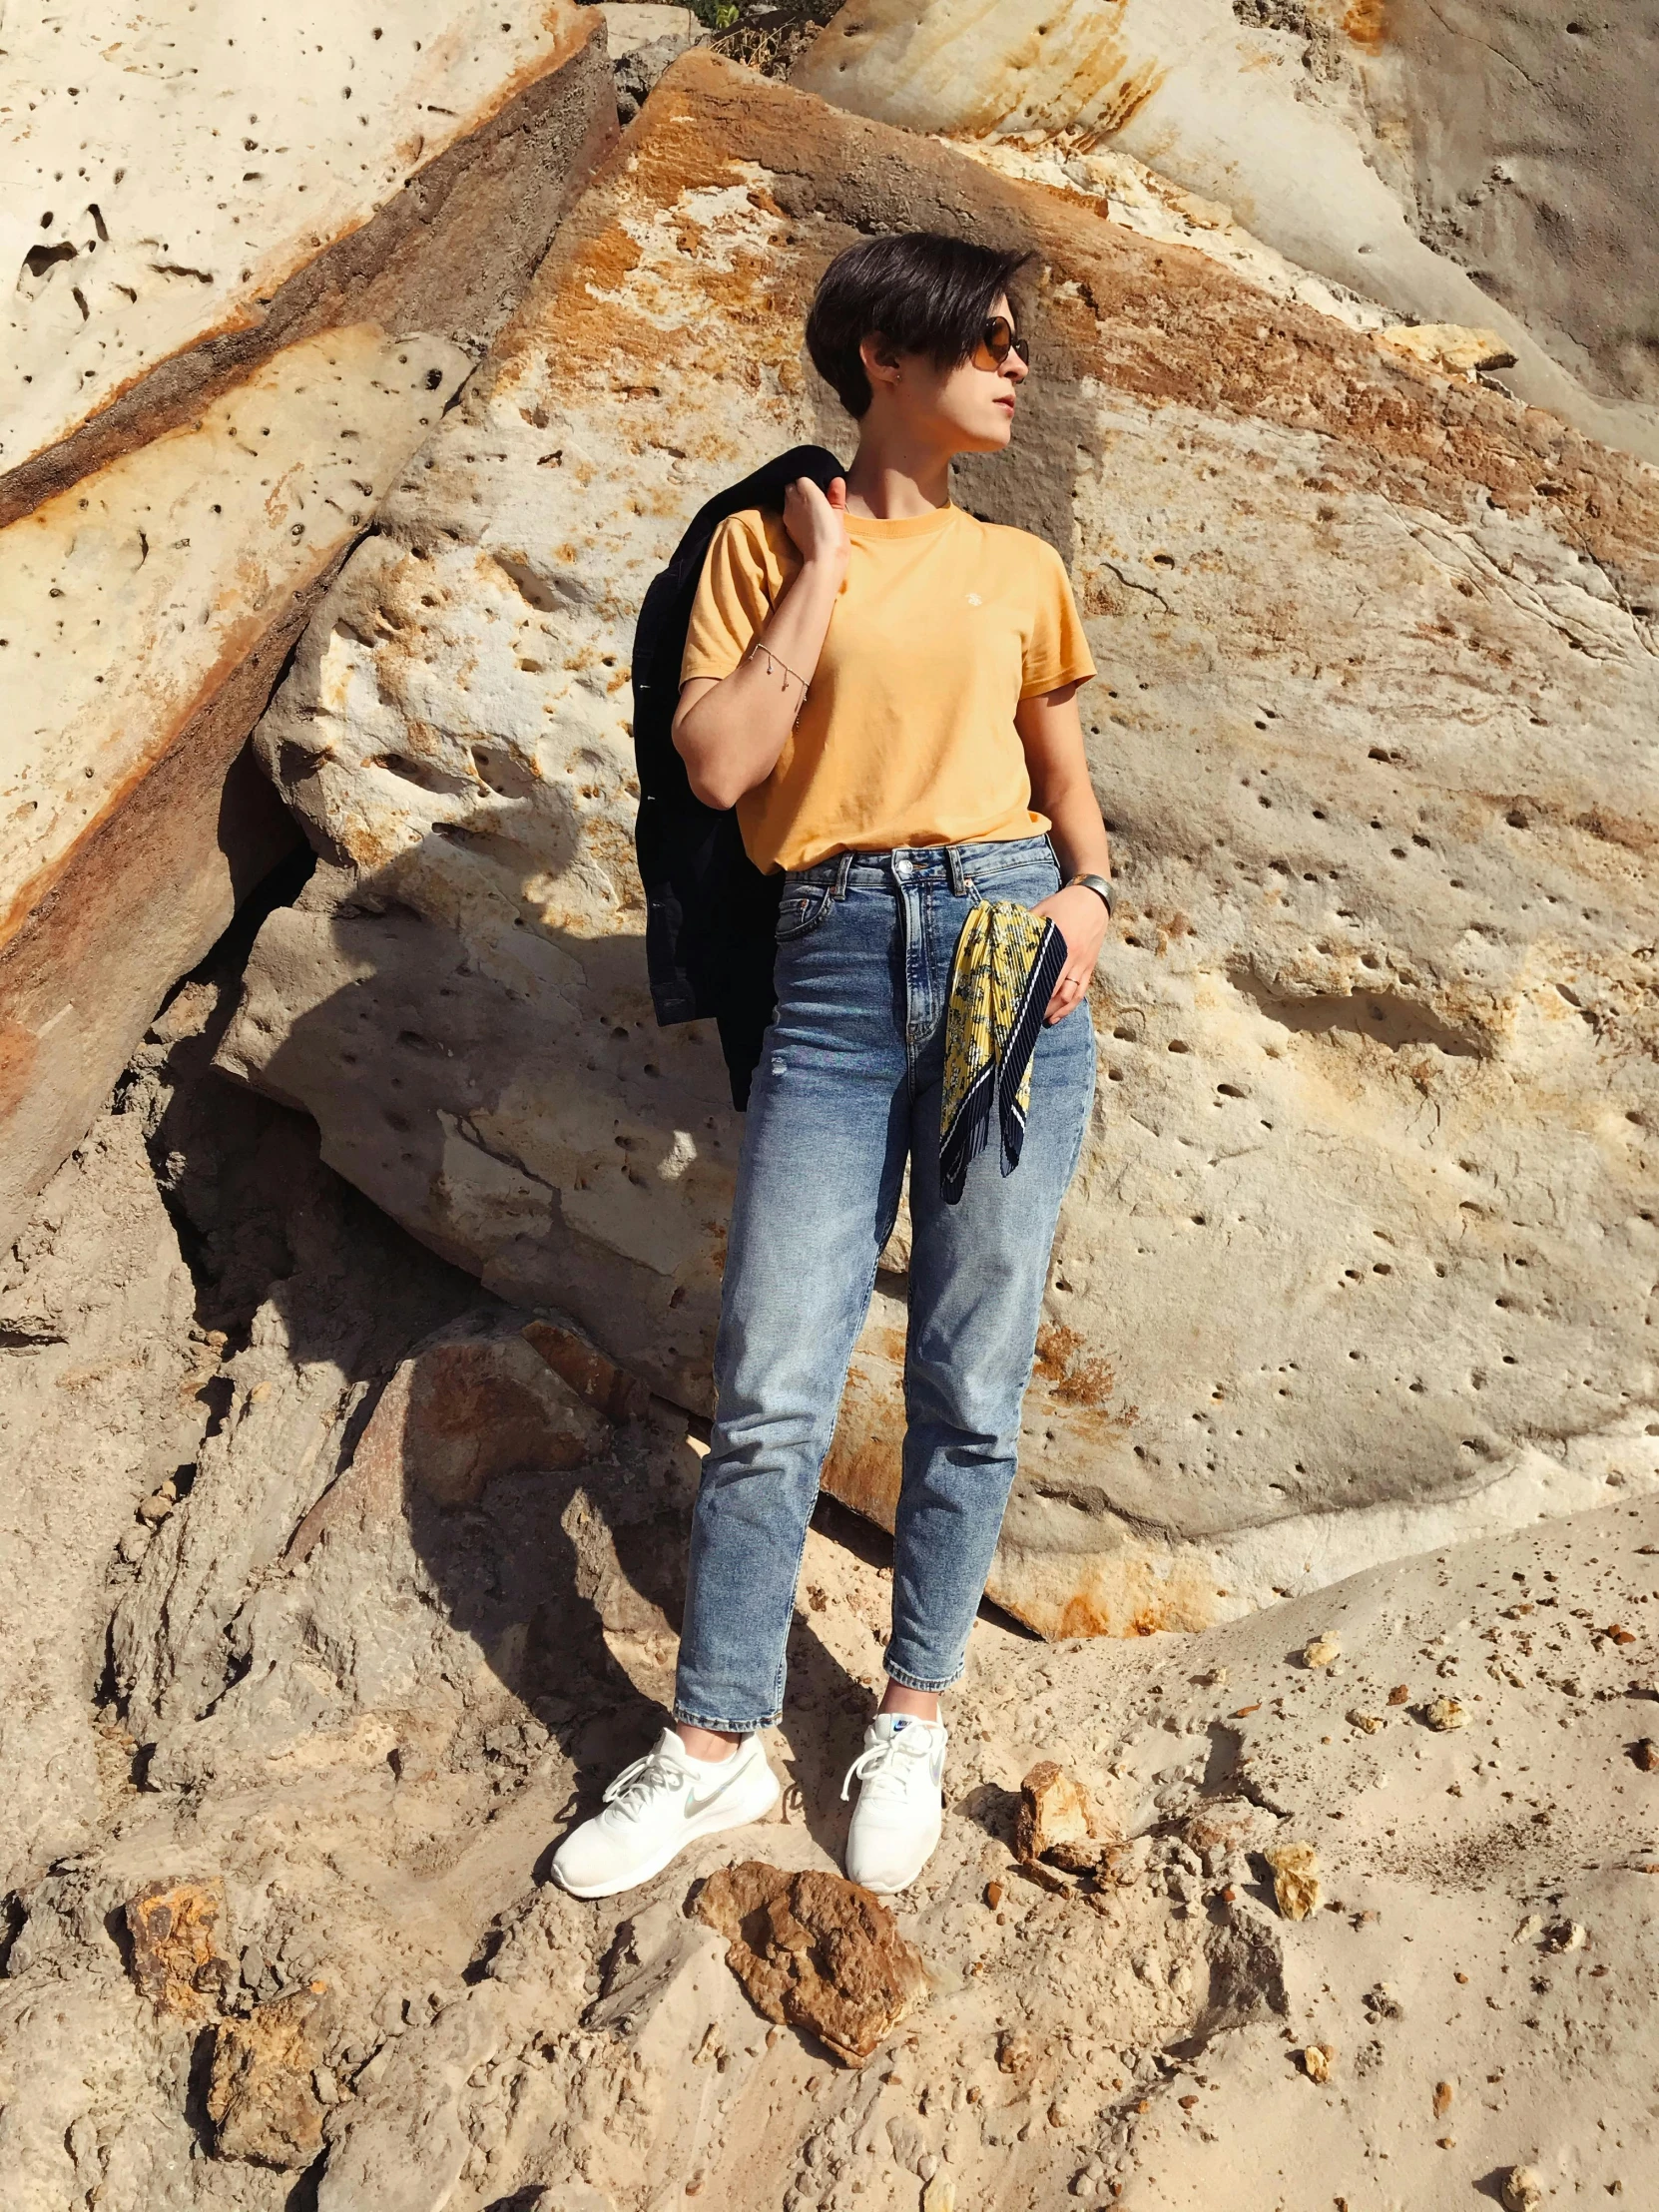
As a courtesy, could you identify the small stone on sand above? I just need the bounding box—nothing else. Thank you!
[1501,2167,1545,2212]
[1265,1839,1321,1921]
[1421,1696,1468,1731]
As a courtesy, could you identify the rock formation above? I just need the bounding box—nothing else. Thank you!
[5,1114,1651,2211]
[0,328,466,1253]
[791,0,1659,463]
[0,0,616,1255]
[1,0,615,522]
[223,49,1659,1637]
[5,15,1659,2207]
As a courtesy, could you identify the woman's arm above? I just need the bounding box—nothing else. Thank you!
[671,477,848,811]
[1018,679,1112,1024]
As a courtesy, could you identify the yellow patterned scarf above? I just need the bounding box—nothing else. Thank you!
[938,900,1067,1205]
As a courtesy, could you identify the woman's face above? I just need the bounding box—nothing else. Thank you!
[861,290,1029,453]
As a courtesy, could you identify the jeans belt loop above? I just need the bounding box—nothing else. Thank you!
[945,842,968,897]
[832,849,854,900]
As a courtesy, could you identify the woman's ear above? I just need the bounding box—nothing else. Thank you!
[859,329,903,390]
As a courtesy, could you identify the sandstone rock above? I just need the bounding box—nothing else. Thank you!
[113,1298,647,1789]
[0,0,615,523]
[791,0,1659,462]
[1016,1760,1116,1873]
[1302,1635,1341,1669]
[315,1307,615,1518]
[1303,2042,1335,2083]
[1421,1696,1468,1732]
[1502,2167,1545,2212]
[522,1312,655,1424]
[222,51,1659,1640]
[603,3,702,56]
[696,1860,929,2065]
[1182,1800,1276,1878]
[0,1106,212,1893]
[1264,1840,1320,1922]
[1375,324,1516,378]
[125,1876,234,2019]
[208,1977,342,2167]
[0,325,473,1257]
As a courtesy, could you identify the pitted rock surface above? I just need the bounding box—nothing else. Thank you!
[0,0,613,519]
[0,326,468,1252]
[223,51,1659,1637]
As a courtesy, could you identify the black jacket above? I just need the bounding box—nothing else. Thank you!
[631,443,845,1109]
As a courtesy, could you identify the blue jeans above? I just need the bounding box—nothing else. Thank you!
[674,835,1096,1732]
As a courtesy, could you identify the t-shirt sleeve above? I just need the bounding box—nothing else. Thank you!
[1020,540,1097,699]
[679,511,778,683]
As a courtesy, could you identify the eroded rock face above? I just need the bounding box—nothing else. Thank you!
[223,52,1659,1638]
[0,0,615,521]
[0,1103,212,1893]
[0,326,471,1255]
[791,0,1659,462]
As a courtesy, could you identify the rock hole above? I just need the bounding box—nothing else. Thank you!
[369,752,474,799]
[22,240,78,281]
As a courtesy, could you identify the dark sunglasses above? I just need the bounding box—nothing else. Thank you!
[971,314,1030,371]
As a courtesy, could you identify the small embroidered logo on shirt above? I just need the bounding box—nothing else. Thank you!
[965,593,983,605]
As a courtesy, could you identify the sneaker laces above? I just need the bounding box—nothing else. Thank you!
[601,1743,687,1823]
[840,1725,937,1806]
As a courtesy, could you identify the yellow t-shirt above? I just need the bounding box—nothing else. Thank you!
[678,501,1096,873]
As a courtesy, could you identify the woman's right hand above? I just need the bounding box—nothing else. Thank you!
[782,474,849,579]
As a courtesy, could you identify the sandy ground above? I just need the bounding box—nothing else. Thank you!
[3,970,1655,2207]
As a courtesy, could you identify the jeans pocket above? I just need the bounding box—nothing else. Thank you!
[964,860,1061,909]
[775,882,834,942]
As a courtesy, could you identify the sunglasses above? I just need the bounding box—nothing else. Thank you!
[971,314,1031,371]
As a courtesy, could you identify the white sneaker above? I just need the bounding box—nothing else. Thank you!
[551,1728,781,1899]
[841,1715,947,1894]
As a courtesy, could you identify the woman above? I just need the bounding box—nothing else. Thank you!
[553,232,1111,1900]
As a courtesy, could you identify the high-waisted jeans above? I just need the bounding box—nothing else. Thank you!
[673,834,1097,1733]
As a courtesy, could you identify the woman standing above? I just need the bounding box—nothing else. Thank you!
[554,232,1110,1899]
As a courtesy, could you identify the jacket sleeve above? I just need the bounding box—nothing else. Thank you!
[1019,539,1097,699]
[680,511,778,683]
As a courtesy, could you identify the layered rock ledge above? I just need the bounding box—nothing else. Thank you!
[792,0,1659,463]
[0,0,615,523]
[0,326,472,1251]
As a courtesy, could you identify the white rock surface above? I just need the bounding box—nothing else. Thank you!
[0,322,469,1255]
[221,53,1659,1639]
[0,0,612,519]
[791,0,1659,463]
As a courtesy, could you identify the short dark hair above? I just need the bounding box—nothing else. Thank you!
[805,231,1034,418]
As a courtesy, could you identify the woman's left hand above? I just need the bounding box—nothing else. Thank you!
[1030,883,1109,1023]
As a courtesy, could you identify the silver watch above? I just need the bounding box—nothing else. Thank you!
[1066,871,1113,915]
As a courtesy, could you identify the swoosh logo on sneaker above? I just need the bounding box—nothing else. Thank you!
[685,1766,747,1818]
